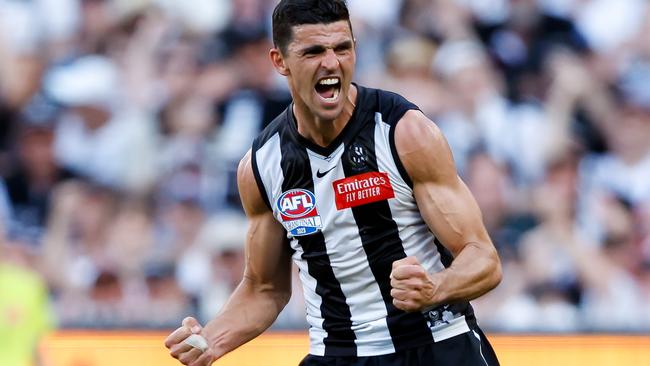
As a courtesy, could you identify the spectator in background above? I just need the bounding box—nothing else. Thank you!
[156,94,215,214]
[175,210,306,329]
[640,203,650,269]
[362,35,445,118]
[152,189,206,268]
[43,181,168,328]
[4,116,75,246]
[143,262,194,329]
[541,48,650,245]
[0,9,45,174]
[46,55,157,193]
[464,149,535,261]
[76,0,129,56]
[209,25,292,209]
[177,213,247,323]
[580,87,650,222]
[40,182,119,294]
[0,180,10,238]
[517,156,584,331]
[58,268,127,328]
[577,196,649,331]
[0,0,648,334]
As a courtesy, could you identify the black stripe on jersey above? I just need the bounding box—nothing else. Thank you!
[434,237,454,268]
[251,109,297,210]
[388,122,413,188]
[375,88,420,189]
[278,125,357,356]
[251,144,271,210]
[341,121,433,351]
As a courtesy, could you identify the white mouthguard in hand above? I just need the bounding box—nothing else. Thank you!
[184,334,209,352]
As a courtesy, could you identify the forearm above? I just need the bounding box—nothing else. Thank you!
[202,276,290,357]
[430,242,501,305]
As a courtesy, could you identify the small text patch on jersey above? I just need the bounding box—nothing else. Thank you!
[277,189,323,236]
[333,172,395,210]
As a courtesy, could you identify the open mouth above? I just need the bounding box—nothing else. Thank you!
[314,77,341,102]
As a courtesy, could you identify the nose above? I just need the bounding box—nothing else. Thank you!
[321,48,339,70]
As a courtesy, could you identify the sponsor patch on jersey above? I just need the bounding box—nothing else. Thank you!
[333,171,395,210]
[276,189,322,236]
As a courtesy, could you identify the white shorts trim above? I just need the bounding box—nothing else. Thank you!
[431,315,471,342]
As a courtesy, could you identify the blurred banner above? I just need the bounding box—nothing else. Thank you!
[39,331,650,366]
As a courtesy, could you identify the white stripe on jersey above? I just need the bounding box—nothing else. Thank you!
[309,144,395,356]
[374,112,445,275]
[375,112,469,343]
[254,133,328,354]
[256,111,453,356]
[255,133,284,207]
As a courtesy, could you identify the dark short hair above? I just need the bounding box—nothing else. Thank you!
[272,0,352,54]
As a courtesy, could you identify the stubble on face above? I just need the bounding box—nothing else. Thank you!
[283,20,356,125]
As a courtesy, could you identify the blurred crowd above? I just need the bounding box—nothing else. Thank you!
[1,1,649,354]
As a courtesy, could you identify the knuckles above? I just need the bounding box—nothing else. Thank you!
[178,354,194,365]
[391,256,419,270]
[392,298,418,312]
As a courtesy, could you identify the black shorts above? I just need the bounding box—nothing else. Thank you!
[299,327,499,366]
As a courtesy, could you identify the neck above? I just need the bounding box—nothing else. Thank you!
[293,85,358,147]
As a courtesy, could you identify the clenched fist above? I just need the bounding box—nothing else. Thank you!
[165,317,217,366]
[389,256,439,312]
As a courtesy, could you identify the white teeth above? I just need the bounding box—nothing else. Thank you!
[318,78,340,85]
[316,77,340,101]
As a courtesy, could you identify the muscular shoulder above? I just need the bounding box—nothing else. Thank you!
[237,150,270,216]
[394,110,457,184]
[368,87,420,126]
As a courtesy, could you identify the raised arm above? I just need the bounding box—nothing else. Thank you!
[165,150,293,365]
[389,110,502,312]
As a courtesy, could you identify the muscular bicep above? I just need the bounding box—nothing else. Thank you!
[395,111,493,257]
[413,176,492,257]
[237,151,292,293]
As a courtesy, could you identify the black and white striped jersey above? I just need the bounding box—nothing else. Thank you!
[251,85,477,357]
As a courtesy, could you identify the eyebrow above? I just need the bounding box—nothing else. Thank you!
[299,40,353,56]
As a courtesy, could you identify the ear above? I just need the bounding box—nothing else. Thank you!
[269,48,289,76]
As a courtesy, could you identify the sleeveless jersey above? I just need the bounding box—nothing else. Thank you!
[251,85,477,357]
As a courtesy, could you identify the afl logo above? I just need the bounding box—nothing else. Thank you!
[277,189,316,218]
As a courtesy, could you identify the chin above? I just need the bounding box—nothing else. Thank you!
[313,106,344,122]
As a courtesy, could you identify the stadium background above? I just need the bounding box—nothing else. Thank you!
[0,0,649,365]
